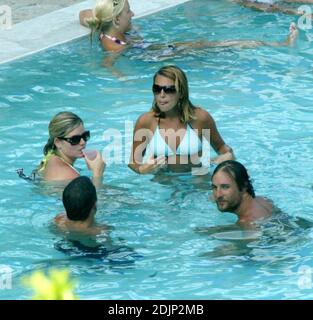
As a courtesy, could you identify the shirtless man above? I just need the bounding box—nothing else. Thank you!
[211,160,273,228]
[55,176,108,236]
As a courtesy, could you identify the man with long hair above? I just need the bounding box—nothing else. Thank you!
[211,160,273,227]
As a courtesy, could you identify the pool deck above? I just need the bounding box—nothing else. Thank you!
[0,0,191,65]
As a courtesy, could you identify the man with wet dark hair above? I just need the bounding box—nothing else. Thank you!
[62,175,97,221]
[211,160,273,227]
[55,176,107,235]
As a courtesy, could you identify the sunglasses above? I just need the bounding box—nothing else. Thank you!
[152,84,177,95]
[58,130,90,145]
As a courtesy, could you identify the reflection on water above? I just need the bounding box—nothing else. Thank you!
[199,212,313,260]
[54,239,140,266]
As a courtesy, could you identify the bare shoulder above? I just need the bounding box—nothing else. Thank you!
[54,213,66,223]
[44,155,79,181]
[255,196,273,214]
[54,213,68,232]
[135,111,156,129]
[89,224,110,236]
[46,155,63,167]
[192,107,215,128]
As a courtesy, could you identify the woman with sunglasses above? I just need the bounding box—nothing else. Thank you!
[36,112,105,182]
[79,0,298,56]
[128,65,235,175]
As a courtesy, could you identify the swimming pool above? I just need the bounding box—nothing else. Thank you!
[1,0,313,299]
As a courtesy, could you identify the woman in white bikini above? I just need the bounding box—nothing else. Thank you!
[36,112,105,183]
[128,65,235,174]
[79,0,299,55]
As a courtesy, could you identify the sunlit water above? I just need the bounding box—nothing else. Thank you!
[0,0,313,299]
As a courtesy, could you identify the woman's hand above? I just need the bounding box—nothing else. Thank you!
[84,150,105,178]
[210,150,234,165]
[79,9,93,27]
[138,156,167,174]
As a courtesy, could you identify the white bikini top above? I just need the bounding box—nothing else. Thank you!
[146,123,202,157]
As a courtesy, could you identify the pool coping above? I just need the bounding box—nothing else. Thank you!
[0,0,191,65]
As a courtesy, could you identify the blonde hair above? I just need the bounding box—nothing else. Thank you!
[86,0,126,33]
[152,65,196,123]
[36,112,83,172]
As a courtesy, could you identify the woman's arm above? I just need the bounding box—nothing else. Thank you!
[128,114,166,174]
[210,144,235,165]
[79,9,93,27]
[84,151,105,188]
[197,108,235,164]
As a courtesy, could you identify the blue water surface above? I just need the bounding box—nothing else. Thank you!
[0,0,313,299]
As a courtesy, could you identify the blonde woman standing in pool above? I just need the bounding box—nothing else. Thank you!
[128,65,235,174]
[80,0,299,54]
[36,112,105,183]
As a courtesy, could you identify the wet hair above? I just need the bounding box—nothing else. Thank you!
[151,65,196,123]
[212,160,255,198]
[62,176,97,221]
[86,0,126,34]
[43,111,83,156]
[35,112,83,173]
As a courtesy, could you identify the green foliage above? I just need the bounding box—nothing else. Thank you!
[23,269,78,300]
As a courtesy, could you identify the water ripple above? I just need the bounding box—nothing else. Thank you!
[32,86,64,94]
[5,95,33,102]
[0,102,10,108]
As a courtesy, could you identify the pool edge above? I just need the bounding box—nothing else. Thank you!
[0,0,191,65]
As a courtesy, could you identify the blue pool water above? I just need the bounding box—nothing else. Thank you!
[1,0,313,299]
